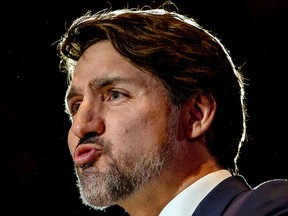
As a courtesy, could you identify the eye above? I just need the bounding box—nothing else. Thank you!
[68,101,81,116]
[108,90,125,101]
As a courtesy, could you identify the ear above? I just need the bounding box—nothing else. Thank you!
[182,94,216,139]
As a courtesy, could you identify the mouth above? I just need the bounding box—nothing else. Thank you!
[74,144,102,167]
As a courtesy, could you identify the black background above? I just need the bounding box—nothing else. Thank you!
[1,0,288,215]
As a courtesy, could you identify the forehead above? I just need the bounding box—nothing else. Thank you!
[70,41,164,90]
[74,41,128,76]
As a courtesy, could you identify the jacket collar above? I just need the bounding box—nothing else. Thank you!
[192,175,251,216]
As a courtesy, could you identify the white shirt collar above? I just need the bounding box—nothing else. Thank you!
[159,169,232,216]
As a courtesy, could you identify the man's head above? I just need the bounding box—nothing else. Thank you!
[58,7,247,212]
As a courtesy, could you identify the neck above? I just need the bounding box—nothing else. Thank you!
[118,158,222,216]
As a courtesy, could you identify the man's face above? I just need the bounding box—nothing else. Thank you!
[65,41,179,209]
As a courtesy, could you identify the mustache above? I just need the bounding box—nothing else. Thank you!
[78,132,101,145]
[77,132,111,153]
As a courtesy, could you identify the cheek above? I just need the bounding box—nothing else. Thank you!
[111,107,169,151]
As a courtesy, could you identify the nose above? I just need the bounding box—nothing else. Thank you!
[70,101,105,139]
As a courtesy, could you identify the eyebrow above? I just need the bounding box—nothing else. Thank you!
[88,77,126,90]
[65,76,131,102]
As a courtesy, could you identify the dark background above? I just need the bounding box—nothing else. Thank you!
[1,0,288,215]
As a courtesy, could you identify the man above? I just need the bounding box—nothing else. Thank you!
[57,5,288,216]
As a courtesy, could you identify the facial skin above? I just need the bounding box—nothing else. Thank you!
[65,41,182,211]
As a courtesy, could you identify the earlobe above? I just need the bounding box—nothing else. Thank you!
[185,94,216,139]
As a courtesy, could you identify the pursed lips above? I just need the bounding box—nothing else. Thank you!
[74,144,102,167]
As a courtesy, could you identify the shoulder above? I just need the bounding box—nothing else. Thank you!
[253,178,288,194]
[224,178,288,215]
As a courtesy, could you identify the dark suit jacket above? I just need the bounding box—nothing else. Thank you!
[192,175,288,216]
